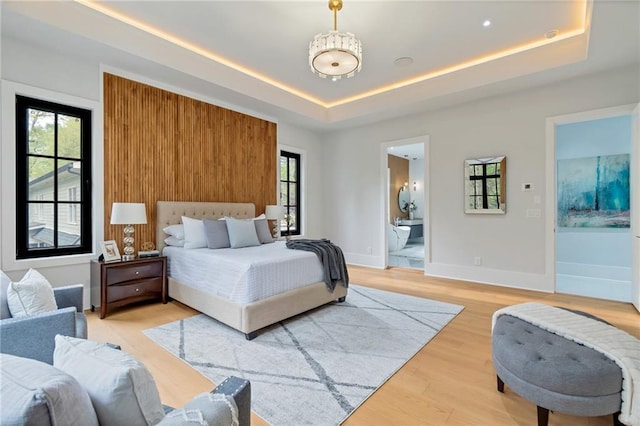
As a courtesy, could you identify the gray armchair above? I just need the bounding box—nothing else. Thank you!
[0,282,87,364]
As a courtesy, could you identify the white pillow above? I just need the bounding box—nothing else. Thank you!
[6,269,58,318]
[53,335,165,426]
[226,217,261,248]
[181,216,207,249]
[162,224,185,239]
[164,236,185,247]
[253,213,266,220]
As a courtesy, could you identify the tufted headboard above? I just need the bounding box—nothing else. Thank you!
[156,201,256,252]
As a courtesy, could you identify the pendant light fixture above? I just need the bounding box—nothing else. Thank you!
[309,0,362,81]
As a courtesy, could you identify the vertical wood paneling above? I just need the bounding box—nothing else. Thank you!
[103,74,277,252]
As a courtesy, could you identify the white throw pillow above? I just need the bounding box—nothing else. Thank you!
[164,236,185,247]
[162,224,185,239]
[181,216,207,249]
[6,269,58,318]
[226,217,261,248]
[54,335,165,426]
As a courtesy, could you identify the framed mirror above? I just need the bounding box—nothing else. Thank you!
[398,187,410,212]
[464,156,506,214]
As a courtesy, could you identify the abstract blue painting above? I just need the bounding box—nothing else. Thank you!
[557,154,630,228]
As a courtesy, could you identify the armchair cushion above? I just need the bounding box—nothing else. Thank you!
[53,335,165,426]
[0,353,99,426]
[0,270,10,319]
[6,269,57,318]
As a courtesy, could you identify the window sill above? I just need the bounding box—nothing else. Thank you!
[2,252,97,272]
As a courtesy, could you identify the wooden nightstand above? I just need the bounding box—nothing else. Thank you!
[90,256,167,319]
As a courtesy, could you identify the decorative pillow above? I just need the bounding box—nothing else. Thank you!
[157,393,238,426]
[164,236,185,247]
[162,224,185,239]
[253,213,266,220]
[203,219,231,249]
[1,353,99,426]
[53,335,165,426]
[254,218,275,244]
[0,270,12,319]
[225,217,261,248]
[181,216,207,249]
[6,269,58,318]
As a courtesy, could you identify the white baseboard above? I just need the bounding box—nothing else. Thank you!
[423,262,553,293]
[556,274,631,302]
[344,253,385,269]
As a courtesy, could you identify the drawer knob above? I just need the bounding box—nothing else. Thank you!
[135,288,139,292]
[135,271,139,275]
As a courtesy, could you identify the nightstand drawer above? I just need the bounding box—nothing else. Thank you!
[106,262,163,285]
[107,278,163,303]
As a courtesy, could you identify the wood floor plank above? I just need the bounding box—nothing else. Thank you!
[86,265,639,425]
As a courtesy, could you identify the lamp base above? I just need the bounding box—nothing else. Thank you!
[122,254,136,261]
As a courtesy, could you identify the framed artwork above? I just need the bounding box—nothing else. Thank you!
[100,240,121,262]
[557,154,630,228]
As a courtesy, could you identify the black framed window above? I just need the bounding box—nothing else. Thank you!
[280,150,301,236]
[15,95,92,259]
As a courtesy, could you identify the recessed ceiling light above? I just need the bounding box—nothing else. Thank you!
[483,20,491,27]
[394,57,414,67]
[545,29,559,39]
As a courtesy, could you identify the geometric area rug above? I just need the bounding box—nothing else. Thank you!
[144,285,463,425]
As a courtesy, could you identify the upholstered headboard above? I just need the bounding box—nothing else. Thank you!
[156,201,256,252]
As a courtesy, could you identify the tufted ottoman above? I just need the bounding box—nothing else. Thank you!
[492,313,623,426]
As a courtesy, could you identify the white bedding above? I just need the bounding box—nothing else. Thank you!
[163,241,325,304]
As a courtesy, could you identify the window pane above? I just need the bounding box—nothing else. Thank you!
[28,109,55,156]
[57,161,81,201]
[475,180,484,195]
[467,165,475,177]
[288,183,297,205]
[486,163,496,174]
[57,205,81,247]
[288,158,297,181]
[57,115,82,159]
[287,210,297,231]
[280,182,288,205]
[280,156,288,180]
[488,196,499,209]
[28,204,54,249]
[28,157,55,201]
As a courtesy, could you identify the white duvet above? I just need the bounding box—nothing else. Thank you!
[163,241,324,304]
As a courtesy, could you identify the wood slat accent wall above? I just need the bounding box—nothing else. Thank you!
[103,73,277,252]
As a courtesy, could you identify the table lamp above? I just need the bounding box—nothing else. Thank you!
[110,202,147,261]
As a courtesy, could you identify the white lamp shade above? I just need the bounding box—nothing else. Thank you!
[265,205,283,220]
[110,203,147,225]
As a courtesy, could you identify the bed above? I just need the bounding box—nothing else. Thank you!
[155,201,348,339]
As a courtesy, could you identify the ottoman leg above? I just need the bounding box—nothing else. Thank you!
[537,406,549,426]
[497,375,504,393]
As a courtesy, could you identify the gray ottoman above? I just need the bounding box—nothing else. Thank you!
[492,314,623,426]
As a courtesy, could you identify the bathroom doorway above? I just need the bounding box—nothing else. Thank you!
[383,137,429,270]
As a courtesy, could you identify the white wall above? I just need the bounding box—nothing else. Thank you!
[277,122,325,238]
[1,38,102,307]
[321,64,640,293]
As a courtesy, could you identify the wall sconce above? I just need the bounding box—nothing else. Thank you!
[110,202,147,261]
[265,205,284,238]
[413,181,417,191]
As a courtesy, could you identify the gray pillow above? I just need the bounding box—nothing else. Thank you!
[1,353,99,426]
[203,219,231,249]
[254,218,275,244]
[226,217,261,248]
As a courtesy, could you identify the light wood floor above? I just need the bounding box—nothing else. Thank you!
[87,266,640,425]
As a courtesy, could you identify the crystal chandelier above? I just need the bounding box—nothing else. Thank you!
[309,0,362,80]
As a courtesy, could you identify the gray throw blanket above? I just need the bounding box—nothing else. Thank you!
[286,239,349,292]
